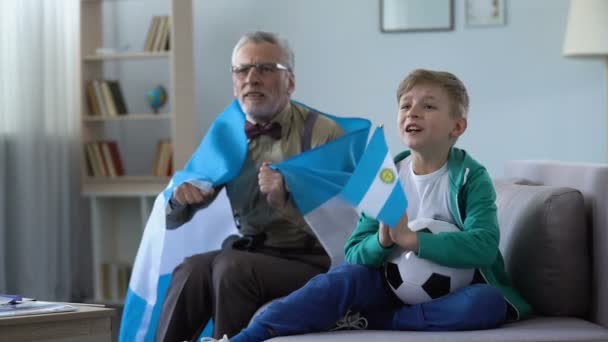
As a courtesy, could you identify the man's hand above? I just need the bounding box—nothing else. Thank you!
[172,183,215,206]
[387,212,419,253]
[258,162,287,208]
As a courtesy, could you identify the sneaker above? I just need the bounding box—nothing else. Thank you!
[329,310,368,331]
[199,335,229,342]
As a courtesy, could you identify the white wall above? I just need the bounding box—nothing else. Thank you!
[192,0,605,176]
[105,0,605,177]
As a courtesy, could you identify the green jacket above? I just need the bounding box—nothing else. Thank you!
[344,147,532,320]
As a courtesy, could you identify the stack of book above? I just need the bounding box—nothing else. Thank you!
[85,141,125,178]
[85,79,128,117]
[152,139,173,177]
[144,16,171,52]
[100,262,131,302]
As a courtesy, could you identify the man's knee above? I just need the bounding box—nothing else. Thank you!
[172,252,216,288]
[211,250,254,290]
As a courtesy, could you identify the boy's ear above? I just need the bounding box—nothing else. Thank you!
[450,118,467,138]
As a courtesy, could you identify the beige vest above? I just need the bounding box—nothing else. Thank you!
[226,102,344,248]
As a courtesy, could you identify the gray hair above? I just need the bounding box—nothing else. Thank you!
[231,31,295,70]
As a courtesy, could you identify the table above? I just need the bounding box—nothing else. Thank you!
[0,303,115,341]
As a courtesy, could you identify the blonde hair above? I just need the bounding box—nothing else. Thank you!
[396,69,469,119]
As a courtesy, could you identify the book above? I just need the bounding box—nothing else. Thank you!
[152,139,172,177]
[152,16,168,52]
[92,80,108,116]
[101,142,117,178]
[101,262,131,301]
[93,142,109,177]
[158,16,171,52]
[85,80,102,116]
[84,144,95,176]
[164,19,171,51]
[86,143,103,177]
[144,16,160,52]
[100,81,118,117]
[107,80,128,115]
[107,141,125,176]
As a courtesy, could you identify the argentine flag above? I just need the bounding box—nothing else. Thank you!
[340,126,408,227]
[119,100,371,341]
[272,126,408,266]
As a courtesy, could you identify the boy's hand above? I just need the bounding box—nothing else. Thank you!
[388,212,419,253]
[378,223,394,247]
[258,162,287,208]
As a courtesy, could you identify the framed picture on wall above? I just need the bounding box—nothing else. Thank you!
[381,0,453,32]
[465,0,506,27]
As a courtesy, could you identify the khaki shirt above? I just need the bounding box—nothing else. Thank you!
[226,102,344,248]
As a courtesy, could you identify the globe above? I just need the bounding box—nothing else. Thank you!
[146,85,167,113]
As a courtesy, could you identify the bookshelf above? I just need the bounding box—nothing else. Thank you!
[79,0,197,304]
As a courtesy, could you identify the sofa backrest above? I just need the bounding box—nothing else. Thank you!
[503,160,608,328]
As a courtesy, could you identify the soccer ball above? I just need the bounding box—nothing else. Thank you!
[384,218,474,305]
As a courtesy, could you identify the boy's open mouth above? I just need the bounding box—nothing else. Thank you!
[405,124,422,133]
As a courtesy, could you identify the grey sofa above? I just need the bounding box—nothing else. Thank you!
[267,160,608,342]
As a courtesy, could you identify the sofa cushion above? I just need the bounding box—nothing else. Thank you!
[268,317,608,342]
[493,181,590,317]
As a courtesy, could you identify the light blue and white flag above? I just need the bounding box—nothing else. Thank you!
[119,99,371,341]
[340,126,408,227]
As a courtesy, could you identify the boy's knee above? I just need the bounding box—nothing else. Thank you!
[331,263,374,277]
[322,263,383,289]
[463,284,506,326]
[470,284,505,308]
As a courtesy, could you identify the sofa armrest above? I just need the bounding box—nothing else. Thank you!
[505,160,608,328]
[494,181,589,317]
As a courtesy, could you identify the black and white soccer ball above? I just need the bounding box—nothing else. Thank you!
[384,218,474,305]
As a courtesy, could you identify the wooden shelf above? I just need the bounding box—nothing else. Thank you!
[83,113,172,122]
[82,176,170,196]
[83,51,171,61]
[80,0,197,312]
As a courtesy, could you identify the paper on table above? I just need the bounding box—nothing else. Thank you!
[0,294,36,305]
[0,295,22,305]
[0,301,77,318]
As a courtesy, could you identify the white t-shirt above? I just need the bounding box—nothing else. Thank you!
[398,156,454,225]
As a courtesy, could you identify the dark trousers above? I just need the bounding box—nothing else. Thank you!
[237,263,506,340]
[155,246,330,341]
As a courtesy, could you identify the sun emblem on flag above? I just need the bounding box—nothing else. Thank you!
[379,168,396,184]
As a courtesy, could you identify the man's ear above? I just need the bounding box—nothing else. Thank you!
[287,72,295,96]
[450,117,467,138]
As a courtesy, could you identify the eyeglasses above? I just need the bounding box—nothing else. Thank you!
[231,63,291,78]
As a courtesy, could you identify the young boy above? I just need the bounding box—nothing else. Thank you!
[229,69,532,342]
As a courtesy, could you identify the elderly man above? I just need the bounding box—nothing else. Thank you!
[155,31,344,341]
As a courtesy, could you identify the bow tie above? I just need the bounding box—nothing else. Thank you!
[245,121,282,140]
